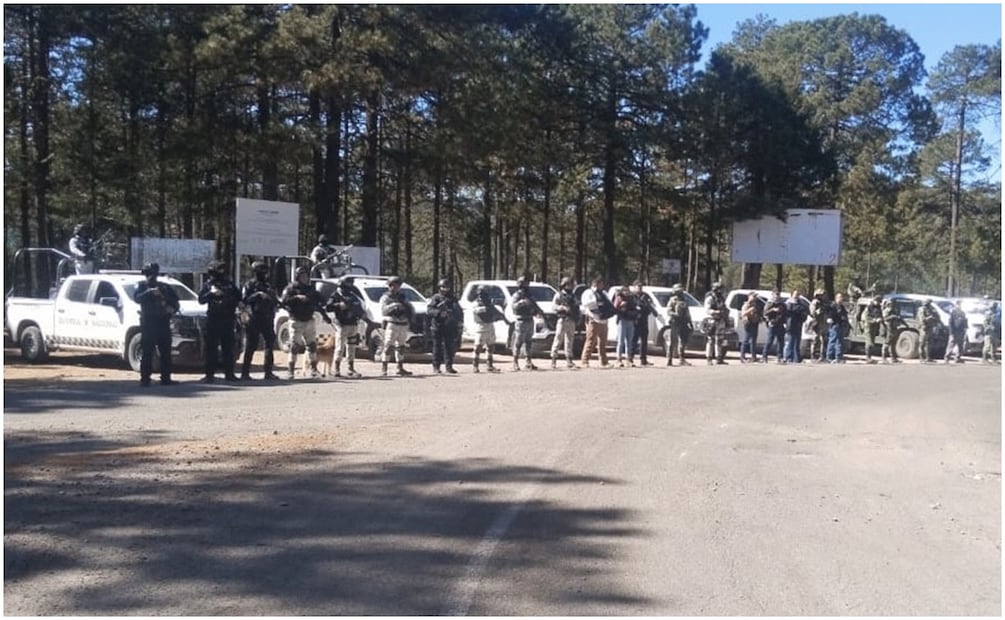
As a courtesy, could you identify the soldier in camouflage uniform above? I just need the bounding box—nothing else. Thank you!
[881,297,905,364]
[379,276,415,377]
[665,284,693,366]
[703,281,728,365]
[808,288,829,363]
[944,299,969,364]
[983,301,1000,364]
[472,285,508,373]
[860,294,884,364]
[550,276,580,369]
[510,276,543,371]
[917,299,941,363]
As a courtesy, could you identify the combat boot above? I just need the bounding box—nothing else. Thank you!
[396,361,412,376]
[310,362,320,378]
[446,365,458,374]
[347,363,361,378]
[511,360,520,371]
[287,361,296,380]
[333,360,342,378]
[551,356,557,369]
[381,361,389,377]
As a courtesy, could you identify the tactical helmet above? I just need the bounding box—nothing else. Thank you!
[711,281,723,291]
[476,285,489,297]
[318,234,329,244]
[73,223,87,235]
[141,262,160,277]
[437,278,452,290]
[560,276,575,289]
[671,283,683,294]
[294,265,310,279]
[516,276,529,289]
[252,261,268,274]
[387,276,403,287]
[208,260,225,275]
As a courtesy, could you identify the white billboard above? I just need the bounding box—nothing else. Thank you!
[235,198,300,258]
[130,238,216,273]
[731,209,842,265]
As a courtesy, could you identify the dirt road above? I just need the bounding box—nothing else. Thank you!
[4,349,1001,615]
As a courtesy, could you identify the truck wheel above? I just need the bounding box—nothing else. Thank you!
[276,319,291,353]
[896,331,920,360]
[19,325,49,363]
[126,331,162,373]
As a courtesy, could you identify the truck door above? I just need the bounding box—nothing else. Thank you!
[54,279,93,347]
[87,280,126,351]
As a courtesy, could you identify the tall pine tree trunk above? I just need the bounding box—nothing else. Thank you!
[259,83,278,201]
[360,92,380,246]
[31,6,52,251]
[324,96,341,243]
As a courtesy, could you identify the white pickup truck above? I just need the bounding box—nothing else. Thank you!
[5,272,209,371]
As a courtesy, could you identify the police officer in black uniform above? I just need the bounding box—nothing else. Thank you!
[198,260,241,383]
[133,262,179,387]
[633,281,655,366]
[428,278,464,374]
[240,260,280,380]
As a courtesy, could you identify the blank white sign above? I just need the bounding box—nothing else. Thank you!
[731,209,842,265]
[235,198,300,258]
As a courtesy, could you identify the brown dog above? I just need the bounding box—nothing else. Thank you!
[313,332,336,376]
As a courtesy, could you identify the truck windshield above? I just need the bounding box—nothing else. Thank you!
[505,285,556,302]
[122,282,198,302]
[364,286,425,303]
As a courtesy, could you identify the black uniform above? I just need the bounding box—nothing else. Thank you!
[761,298,788,362]
[428,291,464,371]
[633,292,655,365]
[198,274,241,380]
[134,279,180,384]
[241,275,280,378]
[326,286,367,326]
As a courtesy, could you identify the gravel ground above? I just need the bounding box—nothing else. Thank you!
[4,345,1001,615]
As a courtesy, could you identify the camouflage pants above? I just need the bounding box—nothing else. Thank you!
[983,333,999,362]
[882,325,902,360]
[810,325,828,360]
[665,325,689,362]
[550,317,576,362]
[334,323,359,364]
[919,329,932,361]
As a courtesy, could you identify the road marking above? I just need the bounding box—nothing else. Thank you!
[444,484,538,616]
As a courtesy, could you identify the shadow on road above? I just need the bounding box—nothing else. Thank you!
[5,431,649,615]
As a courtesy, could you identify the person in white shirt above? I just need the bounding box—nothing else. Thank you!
[579,275,612,367]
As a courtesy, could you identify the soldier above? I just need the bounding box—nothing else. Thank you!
[428,278,464,374]
[550,276,580,369]
[881,297,905,364]
[613,285,639,367]
[859,294,884,364]
[472,285,508,373]
[665,284,693,367]
[846,275,876,305]
[808,288,829,362]
[133,262,180,387]
[198,260,241,383]
[68,224,95,274]
[240,261,281,380]
[783,290,808,364]
[917,298,942,363]
[703,281,728,365]
[379,276,414,377]
[325,276,369,378]
[580,275,613,368]
[510,276,544,371]
[632,281,655,367]
[982,301,1000,364]
[281,265,333,379]
[761,290,788,364]
[738,292,762,363]
[944,299,969,364]
[825,293,849,363]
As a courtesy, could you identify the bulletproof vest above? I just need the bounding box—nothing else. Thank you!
[705,292,725,311]
[381,291,413,321]
[285,283,318,321]
[512,290,536,319]
[333,289,365,324]
[556,290,579,319]
[245,278,277,316]
[669,298,689,325]
[430,293,460,325]
[205,278,238,320]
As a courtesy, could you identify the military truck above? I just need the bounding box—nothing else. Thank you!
[843,293,949,359]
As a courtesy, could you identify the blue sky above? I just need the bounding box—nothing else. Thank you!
[693,3,1003,179]
[694,3,1002,70]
